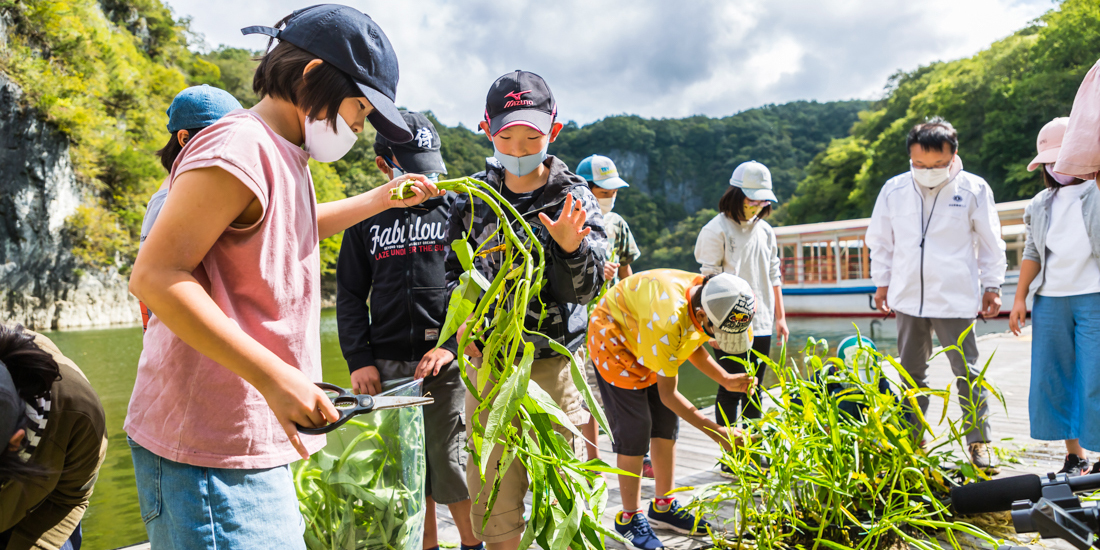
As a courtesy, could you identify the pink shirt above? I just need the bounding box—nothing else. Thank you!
[125,109,325,469]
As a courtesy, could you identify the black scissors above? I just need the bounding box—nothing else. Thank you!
[297,382,434,435]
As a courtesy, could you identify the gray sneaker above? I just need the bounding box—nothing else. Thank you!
[968,442,1000,475]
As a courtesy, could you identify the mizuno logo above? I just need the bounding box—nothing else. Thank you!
[503,90,535,109]
[505,90,531,101]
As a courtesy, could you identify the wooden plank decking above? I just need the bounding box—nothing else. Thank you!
[119,328,1083,549]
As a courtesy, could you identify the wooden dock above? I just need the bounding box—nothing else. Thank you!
[425,327,1077,550]
[118,328,1081,549]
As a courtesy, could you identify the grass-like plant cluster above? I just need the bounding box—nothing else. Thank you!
[394,177,627,550]
[690,330,1005,550]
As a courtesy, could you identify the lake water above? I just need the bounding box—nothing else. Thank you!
[44,311,1009,550]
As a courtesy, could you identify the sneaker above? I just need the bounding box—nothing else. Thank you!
[968,442,1001,475]
[642,456,655,479]
[647,499,710,536]
[615,511,665,550]
[1091,461,1100,475]
[1058,454,1091,477]
[717,462,736,479]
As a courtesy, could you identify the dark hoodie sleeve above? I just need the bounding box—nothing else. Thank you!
[336,223,376,372]
[444,191,471,293]
[544,186,608,305]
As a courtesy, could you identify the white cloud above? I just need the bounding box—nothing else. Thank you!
[166,0,1052,128]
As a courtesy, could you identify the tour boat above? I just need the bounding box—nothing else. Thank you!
[776,200,1029,317]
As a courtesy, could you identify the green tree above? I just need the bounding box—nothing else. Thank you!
[784,0,1100,223]
[200,46,261,107]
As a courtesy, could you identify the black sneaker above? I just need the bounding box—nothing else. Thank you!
[1059,454,1091,477]
[1091,461,1100,475]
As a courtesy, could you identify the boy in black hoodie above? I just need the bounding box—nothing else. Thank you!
[336,111,483,550]
[445,71,607,550]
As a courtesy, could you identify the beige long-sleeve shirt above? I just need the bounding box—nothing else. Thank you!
[694,214,782,335]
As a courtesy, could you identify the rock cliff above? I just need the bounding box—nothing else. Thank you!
[0,72,138,330]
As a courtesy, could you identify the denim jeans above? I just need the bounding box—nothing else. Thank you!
[128,437,306,550]
[1029,293,1100,450]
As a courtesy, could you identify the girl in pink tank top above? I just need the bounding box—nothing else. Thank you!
[124,7,440,549]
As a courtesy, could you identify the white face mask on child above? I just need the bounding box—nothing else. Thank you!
[303,115,358,163]
[597,196,615,215]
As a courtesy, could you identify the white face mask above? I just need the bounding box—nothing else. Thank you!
[494,143,548,177]
[597,196,615,215]
[303,115,358,163]
[911,159,952,188]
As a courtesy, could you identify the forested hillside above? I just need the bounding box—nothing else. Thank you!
[4,0,1095,282]
[782,0,1100,224]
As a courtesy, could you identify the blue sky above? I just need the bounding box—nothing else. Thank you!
[166,0,1056,128]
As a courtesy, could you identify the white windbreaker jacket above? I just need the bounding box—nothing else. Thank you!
[865,168,1007,319]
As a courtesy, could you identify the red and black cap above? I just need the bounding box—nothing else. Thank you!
[242,4,413,143]
[484,70,556,136]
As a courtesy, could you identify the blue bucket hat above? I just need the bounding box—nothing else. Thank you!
[166,85,242,133]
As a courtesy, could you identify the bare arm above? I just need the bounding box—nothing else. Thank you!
[129,166,337,459]
[1009,259,1040,335]
[655,375,732,451]
[773,285,789,342]
[315,175,440,240]
[618,264,633,279]
[688,346,753,392]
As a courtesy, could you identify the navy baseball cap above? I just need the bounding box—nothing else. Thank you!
[166,85,242,133]
[375,111,447,175]
[242,5,413,143]
[484,70,556,136]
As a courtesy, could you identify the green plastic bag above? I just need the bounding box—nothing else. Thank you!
[295,378,427,550]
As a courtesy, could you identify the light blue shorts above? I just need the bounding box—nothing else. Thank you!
[1029,293,1100,450]
[128,437,306,550]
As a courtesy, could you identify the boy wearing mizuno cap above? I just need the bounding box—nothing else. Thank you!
[445,70,608,549]
[575,154,641,460]
[587,270,756,549]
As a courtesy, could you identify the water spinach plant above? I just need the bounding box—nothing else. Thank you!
[392,177,625,550]
[690,330,1007,549]
[294,380,427,550]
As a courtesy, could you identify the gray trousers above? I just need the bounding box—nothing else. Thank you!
[895,311,991,444]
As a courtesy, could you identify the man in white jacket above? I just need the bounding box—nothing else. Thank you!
[865,117,1007,473]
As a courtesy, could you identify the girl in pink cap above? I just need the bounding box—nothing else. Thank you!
[1010,116,1100,477]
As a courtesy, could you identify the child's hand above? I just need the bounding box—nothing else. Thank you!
[1009,300,1028,336]
[384,174,442,208]
[603,261,620,281]
[415,348,456,379]
[539,193,591,254]
[723,372,756,394]
[259,365,340,460]
[351,365,382,395]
